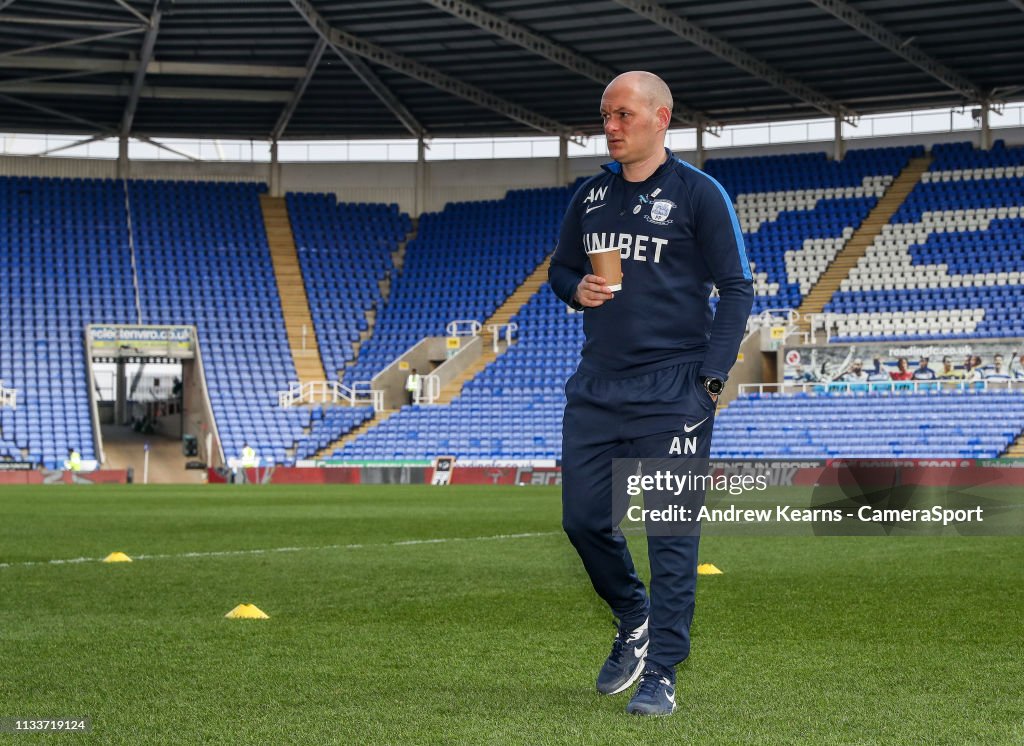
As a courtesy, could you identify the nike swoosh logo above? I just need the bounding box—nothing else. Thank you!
[633,640,649,659]
[586,203,606,213]
[683,417,709,433]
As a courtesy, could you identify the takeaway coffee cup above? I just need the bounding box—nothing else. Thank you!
[586,245,622,292]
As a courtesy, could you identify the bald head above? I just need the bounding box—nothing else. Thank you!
[604,71,673,115]
[600,71,673,173]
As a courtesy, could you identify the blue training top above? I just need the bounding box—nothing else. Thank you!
[549,148,754,381]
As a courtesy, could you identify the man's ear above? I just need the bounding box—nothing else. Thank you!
[656,105,671,131]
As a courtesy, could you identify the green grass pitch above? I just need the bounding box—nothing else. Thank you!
[1,485,1022,744]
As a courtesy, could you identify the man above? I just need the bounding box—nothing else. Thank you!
[65,448,82,472]
[1011,351,1024,380]
[405,368,421,406]
[985,354,1011,381]
[911,357,936,381]
[841,358,869,382]
[867,358,890,383]
[241,442,257,467]
[549,71,753,717]
[938,356,963,380]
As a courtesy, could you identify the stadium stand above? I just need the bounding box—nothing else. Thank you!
[712,388,1024,459]
[704,146,922,314]
[129,180,309,464]
[341,185,574,388]
[334,146,952,462]
[286,194,410,379]
[333,288,580,460]
[4,144,1019,469]
[292,405,374,461]
[826,140,1024,341]
[0,176,135,467]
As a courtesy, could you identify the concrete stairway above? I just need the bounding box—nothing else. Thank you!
[314,252,554,454]
[1001,431,1024,458]
[434,255,552,404]
[794,155,933,332]
[486,255,551,329]
[312,409,398,460]
[259,194,326,383]
[435,348,498,405]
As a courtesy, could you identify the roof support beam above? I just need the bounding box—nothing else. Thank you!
[0,14,140,28]
[806,0,986,101]
[112,0,150,25]
[333,48,425,137]
[420,0,712,130]
[1006,0,1024,13]
[0,26,145,57]
[612,0,852,119]
[286,0,578,139]
[31,133,106,157]
[271,36,326,141]
[138,136,200,161]
[0,55,306,78]
[0,80,292,102]
[0,92,110,131]
[120,1,163,136]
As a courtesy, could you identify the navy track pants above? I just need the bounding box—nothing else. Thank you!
[561,360,716,670]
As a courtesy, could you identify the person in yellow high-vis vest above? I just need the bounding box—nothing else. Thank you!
[241,443,257,468]
[65,448,82,472]
[405,368,421,406]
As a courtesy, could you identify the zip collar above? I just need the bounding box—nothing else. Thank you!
[601,147,675,181]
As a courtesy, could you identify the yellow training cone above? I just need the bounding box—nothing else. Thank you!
[102,552,132,563]
[698,563,723,575]
[225,604,270,620]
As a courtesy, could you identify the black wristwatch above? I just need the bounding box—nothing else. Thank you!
[702,377,725,396]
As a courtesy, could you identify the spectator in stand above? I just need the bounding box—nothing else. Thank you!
[966,355,984,382]
[841,358,869,382]
[1011,351,1024,380]
[867,358,890,382]
[912,356,936,380]
[938,356,963,380]
[889,357,913,381]
[985,354,1012,381]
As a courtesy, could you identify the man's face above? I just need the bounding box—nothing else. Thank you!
[600,81,666,165]
[995,355,1004,368]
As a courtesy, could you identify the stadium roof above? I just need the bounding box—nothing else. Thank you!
[0,0,1021,142]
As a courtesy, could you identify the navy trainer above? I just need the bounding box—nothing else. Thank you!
[595,618,649,695]
[625,663,676,716]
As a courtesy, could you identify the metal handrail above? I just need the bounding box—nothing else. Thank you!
[277,380,384,411]
[738,379,1024,396]
[420,374,441,405]
[446,319,482,337]
[486,322,518,353]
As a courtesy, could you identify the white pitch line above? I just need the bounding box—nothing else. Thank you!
[0,531,561,571]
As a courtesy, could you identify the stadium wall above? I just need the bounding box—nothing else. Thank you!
[2,126,1022,216]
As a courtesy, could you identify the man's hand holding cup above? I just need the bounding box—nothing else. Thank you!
[574,274,616,308]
